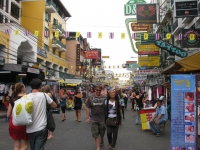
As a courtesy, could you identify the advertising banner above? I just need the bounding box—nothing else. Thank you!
[85,50,99,59]
[138,44,159,55]
[182,29,200,48]
[175,0,198,18]
[76,44,81,70]
[136,4,157,24]
[171,75,196,150]
[140,109,156,130]
[91,49,101,66]
[138,56,159,67]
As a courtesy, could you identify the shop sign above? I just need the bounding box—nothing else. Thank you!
[140,34,155,44]
[131,23,150,31]
[182,29,200,48]
[138,44,159,55]
[175,0,198,18]
[91,48,101,66]
[134,75,147,81]
[124,0,147,16]
[154,40,188,58]
[171,75,196,149]
[0,58,5,65]
[138,56,159,67]
[65,79,82,84]
[136,4,157,24]
[85,50,98,59]
[102,56,110,58]
[37,47,47,58]
[76,44,81,70]
[27,67,39,74]
[133,69,159,75]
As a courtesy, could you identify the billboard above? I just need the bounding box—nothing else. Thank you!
[175,0,198,18]
[85,50,99,59]
[182,29,200,48]
[91,49,101,66]
[138,56,160,67]
[136,4,157,24]
[138,44,159,55]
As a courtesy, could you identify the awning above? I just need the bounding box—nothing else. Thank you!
[162,62,181,74]
[177,51,200,72]
[0,64,23,72]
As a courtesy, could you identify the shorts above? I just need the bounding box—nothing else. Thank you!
[91,120,106,138]
[61,106,66,113]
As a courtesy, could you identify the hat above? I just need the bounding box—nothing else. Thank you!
[156,98,162,102]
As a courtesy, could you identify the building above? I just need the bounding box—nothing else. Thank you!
[21,0,71,81]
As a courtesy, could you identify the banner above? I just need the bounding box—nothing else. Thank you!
[138,44,159,55]
[76,44,81,71]
[171,75,196,150]
[138,56,159,67]
[85,50,98,59]
[91,49,101,66]
[175,0,198,18]
[131,23,150,31]
[182,29,200,48]
[136,4,157,24]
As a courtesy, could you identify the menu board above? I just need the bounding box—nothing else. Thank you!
[171,75,196,150]
[140,109,156,130]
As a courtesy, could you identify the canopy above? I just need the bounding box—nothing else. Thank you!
[177,51,200,72]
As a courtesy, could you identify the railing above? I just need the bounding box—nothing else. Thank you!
[46,0,57,11]
[52,38,66,50]
[53,22,62,31]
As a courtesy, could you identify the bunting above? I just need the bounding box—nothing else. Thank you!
[132,33,137,40]
[24,30,29,36]
[44,30,49,37]
[34,30,39,37]
[154,33,160,40]
[98,32,103,39]
[178,34,182,40]
[109,32,114,39]
[121,33,125,39]
[190,33,195,40]
[55,31,59,38]
[87,32,92,38]
[166,33,171,40]
[5,29,9,35]
[66,31,69,38]
[144,33,148,40]
[76,32,80,38]
[15,30,19,35]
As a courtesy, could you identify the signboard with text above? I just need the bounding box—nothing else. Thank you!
[138,44,159,55]
[133,69,159,75]
[171,75,196,150]
[136,4,157,24]
[85,50,98,59]
[124,0,147,16]
[131,23,150,31]
[91,49,101,66]
[138,56,159,67]
[175,0,198,18]
[182,29,200,48]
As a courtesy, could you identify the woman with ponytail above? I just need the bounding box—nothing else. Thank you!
[7,83,29,150]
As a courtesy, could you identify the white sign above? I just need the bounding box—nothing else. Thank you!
[65,79,82,84]
[27,67,39,74]
[133,69,159,75]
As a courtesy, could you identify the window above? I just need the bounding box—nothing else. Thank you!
[59,52,61,58]
[11,3,20,19]
[44,44,49,51]
[44,27,49,38]
[45,11,50,22]
[53,18,58,25]
[0,0,3,9]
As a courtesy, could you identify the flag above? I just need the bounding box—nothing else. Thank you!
[109,32,114,39]
[132,33,136,40]
[5,29,10,35]
[34,30,39,37]
[144,33,148,40]
[121,33,125,39]
[66,31,69,38]
[15,29,19,35]
[44,30,49,37]
[55,31,59,38]
[190,33,195,40]
[166,33,171,40]
[87,32,92,38]
[178,34,182,40]
[24,30,29,36]
[154,33,160,40]
[98,32,103,39]
[76,32,80,38]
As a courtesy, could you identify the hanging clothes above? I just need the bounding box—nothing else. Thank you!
[148,88,152,100]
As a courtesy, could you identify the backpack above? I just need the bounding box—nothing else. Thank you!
[12,94,33,126]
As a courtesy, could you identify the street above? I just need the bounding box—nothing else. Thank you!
[0,103,170,150]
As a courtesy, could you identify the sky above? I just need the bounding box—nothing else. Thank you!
[61,0,151,76]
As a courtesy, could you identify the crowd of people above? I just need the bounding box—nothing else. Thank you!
[3,79,168,150]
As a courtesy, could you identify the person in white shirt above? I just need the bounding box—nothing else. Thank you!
[27,78,57,150]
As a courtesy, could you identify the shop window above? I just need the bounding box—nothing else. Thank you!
[44,44,49,51]
[11,2,20,20]
[45,11,50,22]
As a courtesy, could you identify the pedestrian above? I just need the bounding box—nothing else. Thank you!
[82,88,87,109]
[130,89,136,115]
[7,83,29,150]
[4,95,10,121]
[74,88,82,122]
[105,89,121,150]
[60,89,67,121]
[86,85,107,150]
[134,91,141,125]
[101,83,107,97]
[27,78,57,150]
[123,90,128,110]
[119,95,125,119]
[43,85,54,139]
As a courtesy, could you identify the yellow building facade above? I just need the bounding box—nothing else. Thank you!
[21,0,71,79]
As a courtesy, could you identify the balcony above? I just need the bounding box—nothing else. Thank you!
[172,18,183,35]
[46,0,57,13]
[52,39,66,52]
[52,23,62,33]
[59,28,66,38]
[182,17,194,24]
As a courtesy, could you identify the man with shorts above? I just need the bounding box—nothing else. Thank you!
[86,85,107,150]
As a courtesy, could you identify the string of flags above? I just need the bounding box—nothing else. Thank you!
[3,29,194,41]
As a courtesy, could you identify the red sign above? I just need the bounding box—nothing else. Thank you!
[85,50,98,59]
[131,23,150,31]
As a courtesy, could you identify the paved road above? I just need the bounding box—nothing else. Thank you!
[0,103,170,150]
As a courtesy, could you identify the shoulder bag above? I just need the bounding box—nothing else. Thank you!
[106,100,118,127]
[43,93,55,132]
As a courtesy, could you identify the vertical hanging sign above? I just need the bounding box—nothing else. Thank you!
[171,75,196,150]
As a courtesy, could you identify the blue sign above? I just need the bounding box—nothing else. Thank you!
[171,75,196,150]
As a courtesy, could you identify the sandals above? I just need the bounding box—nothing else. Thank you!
[108,144,112,149]
[100,141,104,147]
